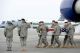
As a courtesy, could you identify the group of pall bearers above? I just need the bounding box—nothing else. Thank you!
[36,20,76,48]
[3,18,76,51]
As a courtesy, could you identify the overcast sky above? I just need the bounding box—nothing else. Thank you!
[0,0,62,22]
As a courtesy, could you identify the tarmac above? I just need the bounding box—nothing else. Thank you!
[0,28,80,53]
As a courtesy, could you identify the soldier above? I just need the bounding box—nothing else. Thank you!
[63,22,69,47]
[49,20,55,47]
[36,21,48,48]
[66,22,75,47]
[4,21,15,51]
[36,21,42,48]
[18,19,30,50]
[53,21,61,48]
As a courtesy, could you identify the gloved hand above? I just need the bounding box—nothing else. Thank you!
[18,30,20,36]
[19,34,20,36]
[38,33,42,37]
[38,33,41,36]
[18,32,20,36]
[4,32,6,37]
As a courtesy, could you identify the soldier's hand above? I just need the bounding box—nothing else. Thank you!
[38,33,41,36]
[4,34,6,37]
[4,32,6,37]
[18,34,20,36]
[18,31,20,36]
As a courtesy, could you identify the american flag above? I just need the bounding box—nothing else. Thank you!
[61,28,69,33]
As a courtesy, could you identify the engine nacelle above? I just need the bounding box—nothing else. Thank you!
[60,0,80,22]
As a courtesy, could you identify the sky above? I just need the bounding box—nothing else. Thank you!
[0,0,62,22]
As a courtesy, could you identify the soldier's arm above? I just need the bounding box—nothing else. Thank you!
[53,26,57,33]
[37,26,42,37]
[59,26,62,33]
[27,23,31,28]
[46,26,48,32]
[37,26,40,33]
[18,27,21,36]
[4,28,7,37]
[73,26,75,32]
[13,25,16,29]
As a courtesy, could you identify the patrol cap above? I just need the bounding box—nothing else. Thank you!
[21,18,25,21]
[64,20,68,23]
[7,21,13,25]
[64,22,68,23]
[52,20,55,22]
[39,21,44,23]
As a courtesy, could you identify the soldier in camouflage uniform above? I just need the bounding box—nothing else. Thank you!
[49,20,55,47]
[4,21,15,51]
[63,22,69,47]
[36,21,48,48]
[18,19,30,50]
[53,21,61,48]
[66,22,76,47]
[36,21,42,47]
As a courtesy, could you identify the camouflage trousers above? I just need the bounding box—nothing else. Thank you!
[38,33,48,47]
[20,37,27,47]
[6,37,13,48]
[66,35,76,46]
[53,35,61,47]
